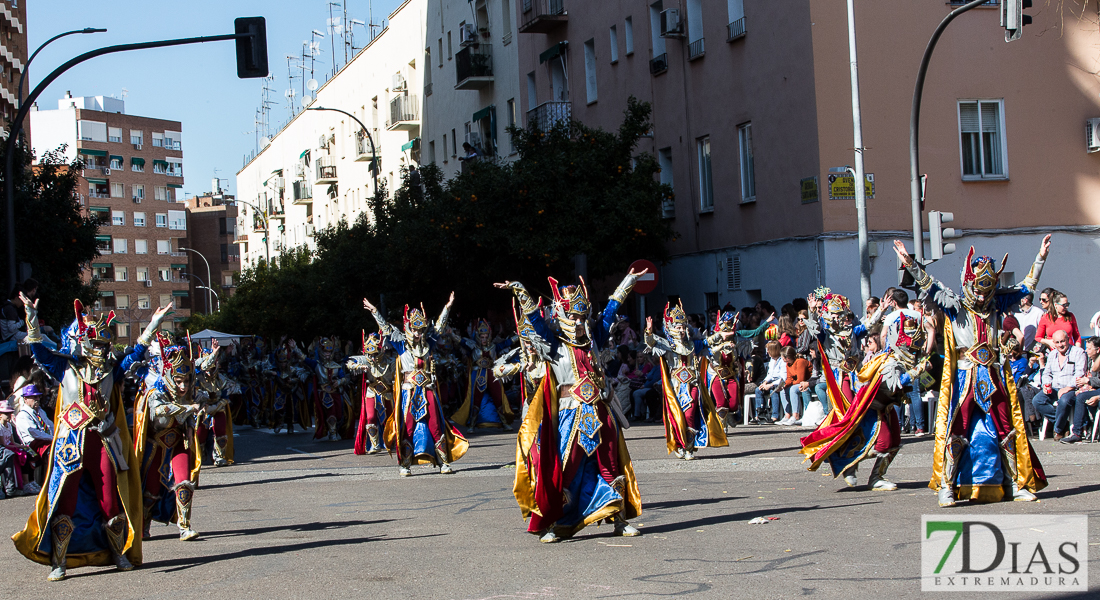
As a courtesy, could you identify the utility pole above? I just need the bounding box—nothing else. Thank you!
[845,0,871,304]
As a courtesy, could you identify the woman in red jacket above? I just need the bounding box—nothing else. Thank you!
[1036,291,1081,349]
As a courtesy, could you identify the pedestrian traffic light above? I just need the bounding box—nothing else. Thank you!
[235,17,269,78]
[1002,0,1032,42]
[929,211,957,261]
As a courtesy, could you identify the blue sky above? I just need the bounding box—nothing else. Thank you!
[27,0,402,200]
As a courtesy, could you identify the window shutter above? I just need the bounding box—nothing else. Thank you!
[726,255,742,291]
[959,102,979,133]
[980,102,999,133]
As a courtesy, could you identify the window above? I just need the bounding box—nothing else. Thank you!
[502,0,512,43]
[130,130,143,145]
[609,26,619,63]
[135,239,148,254]
[159,294,172,306]
[153,160,167,174]
[108,127,122,143]
[438,38,443,66]
[738,122,756,203]
[152,132,164,147]
[157,239,171,254]
[115,266,128,282]
[137,267,149,282]
[687,0,704,47]
[451,128,457,157]
[116,294,129,309]
[90,206,110,224]
[133,212,146,227]
[131,158,145,172]
[442,134,447,162]
[527,72,537,110]
[113,238,127,254]
[658,147,674,218]
[112,210,125,226]
[154,186,168,201]
[156,214,168,228]
[649,3,667,57]
[429,140,436,164]
[157,267,171,282]
[109,155,123,170]
[115,322,129,338]
[506,98,517,153]
[958,99,1006,179]
[133,184,144,200]
[583,39,598,104]
[625,17,634,55]
[727,0,746,40]
[224,274,235,287]
[111,182,124,198]
[697,136,713,211]
[137,295,150,309]
[92,264,111,280]
[447,31,452,59]
[168,210,187,230]
[77,120,107,142]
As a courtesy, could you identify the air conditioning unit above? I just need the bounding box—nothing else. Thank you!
[102,167,111,175]
[459,23,478,46]
[305,224,315,237]
[660,8,684,38]
[392,71,407,91]
[132,196,142,203]
[133,143,143,150]
[143,280,153,287]
[318,134,330,149]
[1087,118,1100,153]
[274,177,285,189]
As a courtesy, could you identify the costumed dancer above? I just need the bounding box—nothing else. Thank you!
[492,299,552,421]
[193,339,240,466]
[644,302,730,460]
[452,319,515,431]
[266,341,310,434]
[363,294,468,476]
[307,337,351,441]
[800,310,931,490]
[893,236,1051,506]
[498,268,644,543]
[242,336,272,427]
[706,310,745,429]
[133,332,202,542]
[347,331,396,455]
[12,295,167,581]
[805,290,879,424]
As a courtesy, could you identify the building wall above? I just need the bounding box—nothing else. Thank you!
[0,0,28,139]
[184,190,240,315]
[30,96,191,339]
[423,0,523,176]
[236,0,426,270]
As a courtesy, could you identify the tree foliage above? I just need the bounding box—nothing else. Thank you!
[196,98,673,339]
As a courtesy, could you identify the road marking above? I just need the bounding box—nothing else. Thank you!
[287,447,317,456]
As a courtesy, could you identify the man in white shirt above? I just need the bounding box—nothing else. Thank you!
[1032,331,1087,441]
[1015,292,1045,350]
[14,384,53,458]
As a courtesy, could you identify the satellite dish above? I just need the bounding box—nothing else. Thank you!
[301,95,312,106]
[285,88,296,98]
[307,79,319,91]
[260,137,271,147]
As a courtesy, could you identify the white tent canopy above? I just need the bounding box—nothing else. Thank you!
[189,329,246,348]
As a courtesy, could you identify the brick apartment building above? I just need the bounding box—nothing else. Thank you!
[1,0,28,139]
[182,180,240,315]
[31,93,191,340]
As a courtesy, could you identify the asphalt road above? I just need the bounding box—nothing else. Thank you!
[2,421,1097,599]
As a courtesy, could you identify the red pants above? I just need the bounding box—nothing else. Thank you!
[873,408,902,452]
[710,377,739,412]
[143,441,191,497]
[361,392,387,427]
[55,432,121,519]
[196,411,227,442]
[668,386,701,449]
[403,389,447,441]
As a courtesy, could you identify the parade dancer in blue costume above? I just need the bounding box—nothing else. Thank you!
[452,319,515,431]
[497,268,645,542]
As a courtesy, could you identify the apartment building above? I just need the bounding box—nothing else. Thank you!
[182,180,240,314]
[0,0,28,139]
[236,0,425,269]
[422,0,522,176]
[31,93,191,339]
[516,0,1100,320]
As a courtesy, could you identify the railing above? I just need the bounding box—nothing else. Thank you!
[164,141,182,151]
[89,190,110,198]
[355,130,380,160]
[650,53,668,75]
[688,38,705,60]
[388,94,419,126]
[293,180,313,201]
[526,101,571,131]
[455,45,493,87]
[519,0,567,33]
[166,167,183,177]
[316,156,337,181]
[727,17,746,42]
[169,251,188,257]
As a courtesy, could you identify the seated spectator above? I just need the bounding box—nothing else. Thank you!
[15,384,53,460]
[781,346,812,426]
[0,397,36,498]
[753,341,785,424]
[1031,330,1087,441]
[1036,291,1082,350]
[632,352,663,422]
[1060,337,1100,444]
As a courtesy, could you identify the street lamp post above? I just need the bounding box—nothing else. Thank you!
[196,286,221,311]
[226,199,270,265]
[18,28,107,107]
[181,272,208,315]
[306,106,379,195]
[179,247,213,314]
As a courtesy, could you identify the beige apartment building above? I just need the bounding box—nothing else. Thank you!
[0,0,27,139]
[31,94,191,340]
[516,0,1100,321]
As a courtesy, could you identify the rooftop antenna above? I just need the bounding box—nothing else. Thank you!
[327,2,341,78]
[349,19,366,54]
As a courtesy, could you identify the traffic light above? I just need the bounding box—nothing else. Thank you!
[235,17,269,78]
[929,211,957,261]
[1002,0,1032,42]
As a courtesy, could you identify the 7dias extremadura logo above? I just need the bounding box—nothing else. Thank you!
[921,515,1087,592]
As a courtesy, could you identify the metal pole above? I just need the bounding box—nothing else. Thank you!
[909,0,989,264]
[18,28,107,107]
[180,247,213,314]
[228,199,269,265]
[307,106,379,195]
[182,272,208,314]
[5,31,251,291]
[197,286,221,311]
[846,0,871,304]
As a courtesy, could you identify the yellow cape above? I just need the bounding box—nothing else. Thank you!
[451,359,514,427]
[659,356,728,454]
[383,359,468,465]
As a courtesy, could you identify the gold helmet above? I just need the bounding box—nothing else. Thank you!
[72,299,117,370]
[961,246,1007,311]
[664,301,688,334]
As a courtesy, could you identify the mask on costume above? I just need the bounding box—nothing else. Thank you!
[887,310,926,369]
[664,301,689,338]
[72,299,117,371]
[961,246,1006,312]
[275,345,290,368]
[403,304,429,342]
[549,276,591,346]
[821,293,851,336]
[157,332,193,401]
[362,332,384,359]
[318,337,337,361]
[714,311,737,333]
[475,319,492,346]
[254,336,266,355]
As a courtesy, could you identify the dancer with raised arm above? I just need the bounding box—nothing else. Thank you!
[347,331,396,455]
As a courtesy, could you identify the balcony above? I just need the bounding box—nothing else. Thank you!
[315,156,337,184]
[292,180,313,204]
[650,53,668,75]
[455,45,493,90]
[727,17,746,42]
[89,190,111,199]
[526,101,571,131]
[232,231,249,244]
[354,130,380,162]
[688,38,705,60]
[518,0,567,34]
[387,95,420,131]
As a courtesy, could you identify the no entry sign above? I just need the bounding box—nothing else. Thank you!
[630,259,658,295]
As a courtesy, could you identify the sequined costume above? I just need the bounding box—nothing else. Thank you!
[265,343,310,434]
[13,299,156,581]
[801,310,929,491]
[506,272,643,542]
[133,333,202,542]
[805,293,878,422]
[193,345,240,467]
[705,311,745,428]
[307,338,352,441]
[346,332,396,455]
[452,320,515,430]
[240,337,273,427]
[645,302,729,460]
[367,299,469,476]
[900,243,1048,506]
